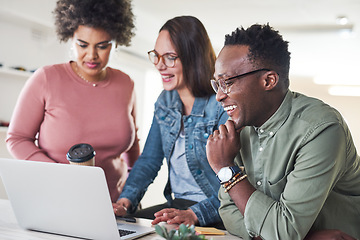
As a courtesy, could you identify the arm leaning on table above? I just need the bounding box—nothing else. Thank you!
[216,121,360,240]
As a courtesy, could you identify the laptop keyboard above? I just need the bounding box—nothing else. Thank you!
[119,229,136,237]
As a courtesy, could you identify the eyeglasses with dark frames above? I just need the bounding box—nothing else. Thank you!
[147,50,179,68]
[211,68,271,94]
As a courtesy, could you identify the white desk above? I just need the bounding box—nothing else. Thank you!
[0,199,241,239]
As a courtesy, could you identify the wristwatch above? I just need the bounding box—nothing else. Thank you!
[216,166,243,184]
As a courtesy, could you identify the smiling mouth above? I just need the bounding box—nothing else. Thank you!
[161,74,174,81]
[224,105,237,111]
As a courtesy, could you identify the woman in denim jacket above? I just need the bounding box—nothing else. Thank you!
[113,16,228,227]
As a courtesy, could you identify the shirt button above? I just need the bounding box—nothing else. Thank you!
[269,131,274,136]
[196,169,202,175]
[187,118,193,123]
[256,181,262,186]
[259,147,264,152]
[189,144,193,149]
[259,129,264,133]
[203,133,209,138]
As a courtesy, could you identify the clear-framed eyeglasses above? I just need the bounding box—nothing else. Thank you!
[211,68,271,94]
[147,50,179,68]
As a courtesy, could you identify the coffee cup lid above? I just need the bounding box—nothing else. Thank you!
[66,143,96,163]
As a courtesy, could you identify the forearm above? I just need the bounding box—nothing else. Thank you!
[218,188,252,239]
[120,115,165,206]
[6,133,55,162]
[227,177,256,216]
[189,195,222,226]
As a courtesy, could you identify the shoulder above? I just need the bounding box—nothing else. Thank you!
[27,63,68,86]
[40,62,69,73]
[287,91,348,144]
[155,90,180,107]
[290,92,343,125]
[106,67,135,92]
[32,63,66,75]
[107,67,132,82]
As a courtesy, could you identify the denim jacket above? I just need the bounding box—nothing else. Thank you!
[119,90,228,226]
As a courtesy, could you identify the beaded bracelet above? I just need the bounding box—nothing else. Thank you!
[222,172,242,188]
[220,166,245,185]
[224,174,248,193]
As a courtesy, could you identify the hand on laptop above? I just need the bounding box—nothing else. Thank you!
[113,198,132,216]
[151,208,199,226]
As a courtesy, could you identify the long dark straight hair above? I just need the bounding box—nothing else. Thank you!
[160,16,216,98]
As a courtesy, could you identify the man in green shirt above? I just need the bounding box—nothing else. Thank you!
[206,23,360,240]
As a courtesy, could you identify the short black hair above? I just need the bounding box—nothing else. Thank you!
[225,24,291,88]
[53,0,135,46]
[160,16,216,98]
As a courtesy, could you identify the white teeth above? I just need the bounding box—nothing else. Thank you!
[224,105,237,111]
[162,75,172,79]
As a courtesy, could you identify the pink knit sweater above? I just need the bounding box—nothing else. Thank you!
[6,62,140,202]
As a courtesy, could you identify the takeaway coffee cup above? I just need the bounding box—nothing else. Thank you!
[66,143,96,166]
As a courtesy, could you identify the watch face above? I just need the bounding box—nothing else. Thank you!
[218,167,233,182]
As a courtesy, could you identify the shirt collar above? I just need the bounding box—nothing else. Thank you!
[170,90,209,117]
[190,97,208,117]
[254,90,292,136]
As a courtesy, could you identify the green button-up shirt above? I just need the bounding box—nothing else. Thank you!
[219,91,360,240]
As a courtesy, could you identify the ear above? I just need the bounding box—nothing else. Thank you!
[263,71,279,91]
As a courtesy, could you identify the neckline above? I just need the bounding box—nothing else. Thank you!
[67,61,111,87]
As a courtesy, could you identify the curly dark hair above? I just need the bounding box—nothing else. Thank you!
[53,0,135,46]
[160,16,216,98]
[225,23,291,88]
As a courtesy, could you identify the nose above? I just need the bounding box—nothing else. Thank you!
[215,88,227,102]
[155,57,167,71]
[88,46,98,60]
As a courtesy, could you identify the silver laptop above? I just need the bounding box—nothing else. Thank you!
[0,158,155,240]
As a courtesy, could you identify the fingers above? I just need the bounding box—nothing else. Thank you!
[154,209,179,221]
[225,119,236,132]
[218,124,229,135]
[154,208,177,217]
[209,120,236,139]
[113,198,131,216]
[151,217,162,225]
[151,209,196,226]
[114,204,127,216]
[151,209,178,225]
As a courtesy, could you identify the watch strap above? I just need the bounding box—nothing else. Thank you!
[229,166,241,174]
[216,165,245,184]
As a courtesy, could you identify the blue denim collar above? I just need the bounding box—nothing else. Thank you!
[169,90,209,117]
[191,97,209,117]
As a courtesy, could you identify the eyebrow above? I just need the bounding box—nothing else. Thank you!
[76,39,112,45]
[153,49,178,55]
[215,73,229,79]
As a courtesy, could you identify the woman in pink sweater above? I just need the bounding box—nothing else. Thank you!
[6,0,139,202]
